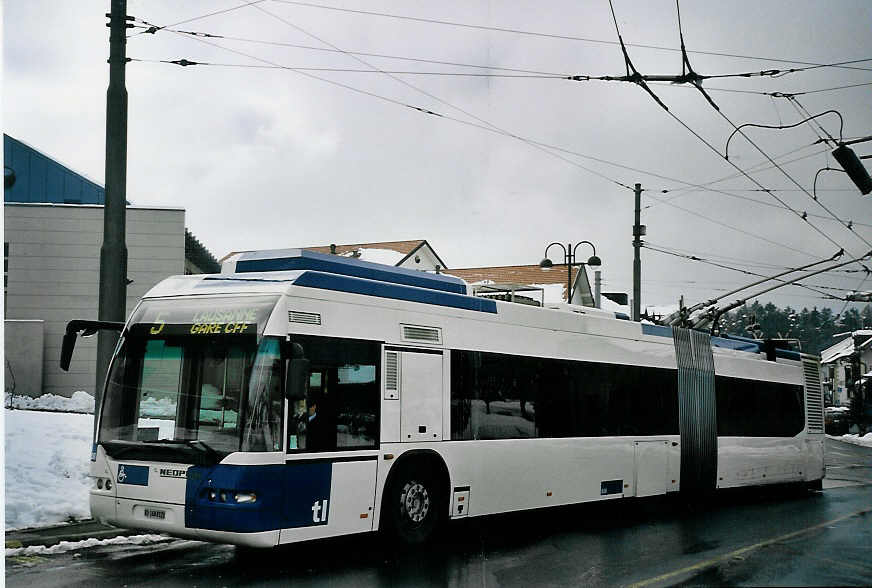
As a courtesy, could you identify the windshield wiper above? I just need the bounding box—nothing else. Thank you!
[103,439,223,465]
[141,439,190,444]
[141,439,219,460]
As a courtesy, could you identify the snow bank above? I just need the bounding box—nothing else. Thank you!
[6,534,172,557]
[140,396,176,418]
[836,433,872,448]
[5,410,94,529]
[6,391,95,413]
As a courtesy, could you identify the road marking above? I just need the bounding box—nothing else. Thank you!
[626,507,872,588]
[822,478,865,489]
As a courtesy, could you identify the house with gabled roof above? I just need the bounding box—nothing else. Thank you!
[222,240,448,272]
[448,264,595,307]
[222,239,599,308]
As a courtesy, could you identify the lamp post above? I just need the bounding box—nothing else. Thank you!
[540,241,601,304]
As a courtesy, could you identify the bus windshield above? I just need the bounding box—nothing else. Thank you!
[98,296,284,459]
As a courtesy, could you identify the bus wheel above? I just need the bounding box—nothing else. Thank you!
[386,468,442,545]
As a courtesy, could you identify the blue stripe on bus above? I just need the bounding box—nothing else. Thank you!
[293,271,498,314]
[186,463,332,533]
[711,336,761,352]
[642,323,673,338]
[643,324,767,355]
[235,249,467,294]
[775,348,802,361]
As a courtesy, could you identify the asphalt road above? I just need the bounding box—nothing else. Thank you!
[7,438,871,587]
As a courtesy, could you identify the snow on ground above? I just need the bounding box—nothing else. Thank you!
[831,432,872,448]
[6,390,94,413]
[6,534,171,557]
[5,409,94,529]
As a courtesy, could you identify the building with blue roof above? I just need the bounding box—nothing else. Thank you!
[4,133,219,399]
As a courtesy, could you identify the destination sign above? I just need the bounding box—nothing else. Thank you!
[128,295,279,338]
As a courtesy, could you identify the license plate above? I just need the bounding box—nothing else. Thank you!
[143,508,166,520]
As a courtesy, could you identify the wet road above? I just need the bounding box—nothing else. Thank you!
[7,438,871,587]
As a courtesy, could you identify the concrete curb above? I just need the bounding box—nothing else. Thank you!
[5,520,130,549]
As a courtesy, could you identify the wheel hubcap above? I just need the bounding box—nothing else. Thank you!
[401,481,430,524]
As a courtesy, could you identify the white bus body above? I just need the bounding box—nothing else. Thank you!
[81,249,824,547]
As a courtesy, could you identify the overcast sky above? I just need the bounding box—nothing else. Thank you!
[4,0,872,315]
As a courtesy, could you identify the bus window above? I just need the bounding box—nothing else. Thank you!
[287,336,379,453]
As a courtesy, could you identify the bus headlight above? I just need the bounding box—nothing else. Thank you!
[105,479,112,491]
[97,478,104,489]
[234,492,257,503]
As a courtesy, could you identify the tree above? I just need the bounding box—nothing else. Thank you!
[720,302,872,355]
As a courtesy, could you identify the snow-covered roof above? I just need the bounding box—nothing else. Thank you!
[820,331,872,363]
[338,247,405,266]
[821,336,855,363]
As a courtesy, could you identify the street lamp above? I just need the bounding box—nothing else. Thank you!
[539,241,601,304]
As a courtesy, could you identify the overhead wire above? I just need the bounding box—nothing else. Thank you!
[128,23,569,76]
[136,11,799,193]
[650,80,872,97]
[785,99,831,146]
[835,271,872,319]
[252,2,641,191]
[642,244,852,300]
[128,0,267,37]
[129,58,567,78]
[644,241,872,279]
[269,0,872,73]
[161,27,636,190]
[723,111,843,159]
[605,0,867,257]
[129,21,872,84]
[136,41,870,226]
[133,11,870,211]
[711,105,872,250]
[643,196,821,259]
[134,3,872,278]
[700,58,872,80]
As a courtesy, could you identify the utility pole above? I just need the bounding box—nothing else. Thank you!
[594,270,602,309]
[96,0,130,433]
[632,183,644,321]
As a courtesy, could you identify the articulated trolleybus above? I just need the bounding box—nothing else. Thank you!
[61,249,824,547]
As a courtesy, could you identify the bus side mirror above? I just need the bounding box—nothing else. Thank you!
[60,319,124,371]
[60,331,78,372]
[286,358,310,400]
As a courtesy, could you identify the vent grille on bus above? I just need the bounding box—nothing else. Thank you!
[401,324,442,344]
[384,351,399,399]
[802,357,824,434]
[289,311,321,325]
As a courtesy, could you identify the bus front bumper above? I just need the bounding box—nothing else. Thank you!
[90,492,280,548]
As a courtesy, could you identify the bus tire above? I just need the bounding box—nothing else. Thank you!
[384,465,444,545]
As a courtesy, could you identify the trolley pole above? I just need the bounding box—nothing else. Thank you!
[96,0,130,434]
[632,183,644,321]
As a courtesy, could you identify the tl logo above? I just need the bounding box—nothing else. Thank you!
[311,499,329,523]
